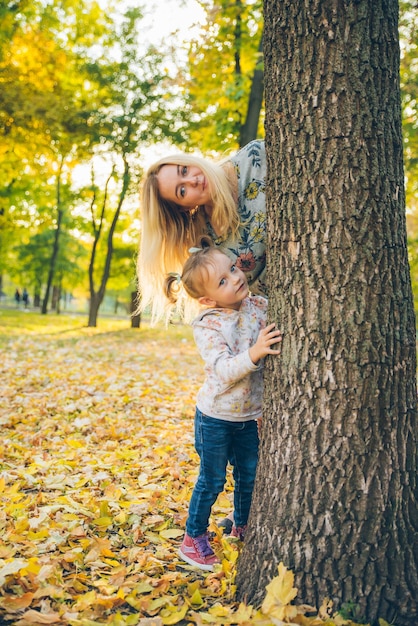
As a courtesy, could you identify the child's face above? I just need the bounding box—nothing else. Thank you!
[202,252,249,310]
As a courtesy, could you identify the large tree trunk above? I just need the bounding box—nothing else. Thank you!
[236,1,418,625]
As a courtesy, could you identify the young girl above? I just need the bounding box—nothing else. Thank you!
[139,139,266,323]
[165,244,282,571]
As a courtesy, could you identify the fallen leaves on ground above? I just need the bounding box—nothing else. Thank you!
[0,313,371,625]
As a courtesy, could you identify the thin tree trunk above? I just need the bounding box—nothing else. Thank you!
[131,291,141,328]
[41,157,64,315]
[240,32,264,147]
[88,158,130,327]
[42,161,64,315]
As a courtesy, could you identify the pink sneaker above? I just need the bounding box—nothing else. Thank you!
[179,532,219,571]
[230,525,247,541]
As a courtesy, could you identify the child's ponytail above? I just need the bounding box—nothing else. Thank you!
[163,236,218,309]
[164,273,182,304]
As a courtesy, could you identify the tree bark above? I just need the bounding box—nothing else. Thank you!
[131,291,141,328]
[236,1,418,624]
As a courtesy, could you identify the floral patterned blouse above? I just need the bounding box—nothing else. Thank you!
[192,295,267,421]
[207,140,267,296]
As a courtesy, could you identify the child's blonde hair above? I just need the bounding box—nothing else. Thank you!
[137,152,239,324]
[164,241,222,306]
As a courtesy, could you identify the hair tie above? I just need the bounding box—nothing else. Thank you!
[168,272,181,284]
[188,247,202,254]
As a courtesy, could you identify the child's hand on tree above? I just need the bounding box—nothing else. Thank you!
[249,323,282,364]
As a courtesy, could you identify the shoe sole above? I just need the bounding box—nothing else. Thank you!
[178,547,216,571]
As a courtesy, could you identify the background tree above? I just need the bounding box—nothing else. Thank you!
[0,0,116,312]
[236,1,418,625]
[85,162,129,327]
[82,7,191,326]
[15,227,86,309]
[185,0,264,151]
[41,156,66,315]
[239,31,264,148]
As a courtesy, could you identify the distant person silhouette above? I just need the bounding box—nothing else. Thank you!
[22,288,29,308]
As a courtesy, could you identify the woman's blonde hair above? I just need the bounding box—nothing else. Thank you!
[137,152,239,324]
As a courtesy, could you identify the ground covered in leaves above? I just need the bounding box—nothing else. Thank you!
[0,309,384,626]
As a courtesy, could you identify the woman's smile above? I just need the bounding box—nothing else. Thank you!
[157,164,211,210]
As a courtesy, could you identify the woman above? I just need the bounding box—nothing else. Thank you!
[137,139,267,323]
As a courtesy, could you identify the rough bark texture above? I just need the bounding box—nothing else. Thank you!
[236,1,418,624]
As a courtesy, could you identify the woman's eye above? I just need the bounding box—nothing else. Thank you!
[181,166,187,176]
[180,186,186,198]
[231,264,236,272]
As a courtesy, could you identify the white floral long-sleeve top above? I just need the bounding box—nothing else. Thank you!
[192,295,268,421]
[207,140,267,296]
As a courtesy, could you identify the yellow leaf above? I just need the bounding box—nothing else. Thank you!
[159,529,183,539]
[102,558,121,567]
[208,604,230,617]
[232,602,254,622]
[66,439,85,448]
[75,477,90,488]
[189,588,203,606]
[61,513,79,521]
[114,511,127,524]
[261,562,298,622]
[148,597,169,613]
[74,590,97,610]
[131,582,154,594]
[21,558,41,576]
[100,501,110,517]
[91,516,113,527]
[27,529,49,540]
[161,603,189,625]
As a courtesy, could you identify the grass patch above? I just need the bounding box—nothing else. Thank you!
[0,307,194,346]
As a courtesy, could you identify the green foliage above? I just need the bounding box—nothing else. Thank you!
[184,0,264,152]
[15,227,88,293]
[0,0,193,320]
[400,1,418,313]
[339,601,368,624]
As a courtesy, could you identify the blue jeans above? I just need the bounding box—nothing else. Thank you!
[186,407,259,538]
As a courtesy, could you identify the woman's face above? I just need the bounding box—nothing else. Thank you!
[157,164,212,211]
